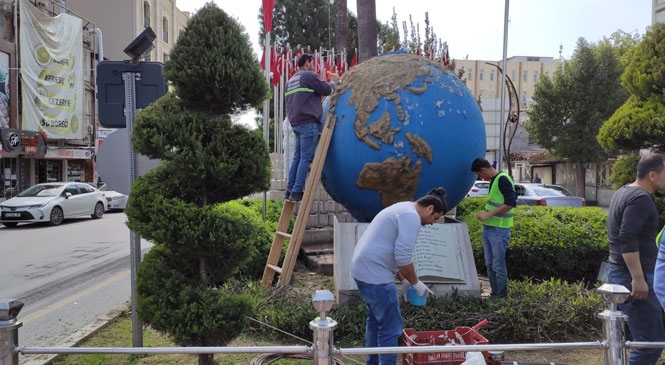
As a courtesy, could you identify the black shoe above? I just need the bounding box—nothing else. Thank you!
[289,191,304,201]
[284,190,291,200]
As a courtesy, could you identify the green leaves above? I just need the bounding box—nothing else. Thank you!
[165,2,269,114]
[458,198,608,284]
[527,37,628,162]
[599,23,665,153]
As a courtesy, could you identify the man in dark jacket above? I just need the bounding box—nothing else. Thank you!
[283,53,339,201]
[607,152,665,364]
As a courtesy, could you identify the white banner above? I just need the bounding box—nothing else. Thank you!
[19,0,83,139]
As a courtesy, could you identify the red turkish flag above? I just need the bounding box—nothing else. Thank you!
[262,0,274,33]
[350,52,357,68]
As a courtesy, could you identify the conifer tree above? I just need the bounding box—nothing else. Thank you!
[124,3,271,364]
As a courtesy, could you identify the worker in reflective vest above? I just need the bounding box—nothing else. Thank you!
[470,157,516,298]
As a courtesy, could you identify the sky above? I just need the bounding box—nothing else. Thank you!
[177,0,653,61]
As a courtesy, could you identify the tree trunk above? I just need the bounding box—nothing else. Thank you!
[336,0,347,54]
[198,353,214,365]
[576,162,586,198]
[356,0,376,62]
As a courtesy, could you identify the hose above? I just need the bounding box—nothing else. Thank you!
[250,353,345,364]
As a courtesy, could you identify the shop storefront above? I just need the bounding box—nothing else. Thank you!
[0,128,47,199]
[41,146,94,183]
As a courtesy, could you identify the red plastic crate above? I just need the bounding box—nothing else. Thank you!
[402,326,490,365]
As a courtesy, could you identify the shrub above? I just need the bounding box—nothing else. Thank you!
[243,278,604,345]
[457,198,608,284]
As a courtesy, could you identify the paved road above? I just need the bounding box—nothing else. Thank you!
[0,212,152,365]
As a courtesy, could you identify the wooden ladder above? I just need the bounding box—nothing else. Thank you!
[261,113,336,288]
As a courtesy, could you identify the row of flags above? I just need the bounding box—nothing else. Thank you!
[260,47,357,87]
[260,43,451,87]
[259,0,451,87]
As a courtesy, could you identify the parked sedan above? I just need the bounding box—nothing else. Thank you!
[514,183,586,207]
[467,180,490,197]
[0,182,107,227]
[97,183,128,211]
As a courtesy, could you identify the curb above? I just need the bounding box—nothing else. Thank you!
[21,301,130,365]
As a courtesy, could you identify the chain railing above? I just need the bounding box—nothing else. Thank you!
[1,284,662,365]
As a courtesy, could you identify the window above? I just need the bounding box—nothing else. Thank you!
[522,71,527,82]
[162,17,169,43]
[163,53,169,62]
[143,2,150,28]
[467,69,473,81]
[533,71,538,82]
[490,71,494,81]
[511,70,516,81]
[522,91,527,107]
[479,69,484,81]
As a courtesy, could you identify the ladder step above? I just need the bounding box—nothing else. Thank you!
[266,264,282,274]
[276,231,292,239]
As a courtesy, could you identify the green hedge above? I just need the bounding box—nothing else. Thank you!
[457,197,608,284]
[242,278,604,345]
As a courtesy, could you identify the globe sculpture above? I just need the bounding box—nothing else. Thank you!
[321,53,486,222]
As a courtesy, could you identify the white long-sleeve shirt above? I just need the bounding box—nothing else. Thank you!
[351,202,422,284]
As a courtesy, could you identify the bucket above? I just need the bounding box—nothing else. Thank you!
[407,286,427,306]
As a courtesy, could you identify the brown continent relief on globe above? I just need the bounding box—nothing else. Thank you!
[356,156,422,207]
[331,54,440,206]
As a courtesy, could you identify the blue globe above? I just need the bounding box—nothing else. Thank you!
[321,53,486,222]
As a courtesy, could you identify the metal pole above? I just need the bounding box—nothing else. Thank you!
[310,291,337,365]
[123,71,142,347]
[597,283,630,365]
[497,0,509,171]
[0,300,23,365]
[262,32,271,220]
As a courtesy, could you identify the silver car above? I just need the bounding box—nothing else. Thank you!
[514,183,585,207]
[98,183,128,211]
[467,180,490,197]
[0,182,107,227]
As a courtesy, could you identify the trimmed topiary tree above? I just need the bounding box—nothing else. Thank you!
[124,3,271,365]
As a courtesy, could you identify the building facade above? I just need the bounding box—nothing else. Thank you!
[452,56,560,182]
[654,0,665,23]
[0,0,189,200]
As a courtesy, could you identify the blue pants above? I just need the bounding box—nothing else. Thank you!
[606,266,665,364]
[482,225,511,297]
[354,279,403,365]
[287,121,322,194]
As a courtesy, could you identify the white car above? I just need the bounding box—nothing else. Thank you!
[97,183,128,211]
[467,180,490,197]
[0,182,107,227]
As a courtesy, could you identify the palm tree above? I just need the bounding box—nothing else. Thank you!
[356,0,377,62]
[336,0,348,53]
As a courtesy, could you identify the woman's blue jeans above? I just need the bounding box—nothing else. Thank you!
[287,121,322,194]
[482,225,511,297]
[354,279,403,365]
[605,266,665,364]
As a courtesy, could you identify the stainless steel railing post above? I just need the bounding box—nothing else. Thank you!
[310,290,337,365]
[0,300,24,365]
[597,283,630,365]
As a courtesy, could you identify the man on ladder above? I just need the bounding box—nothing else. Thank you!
[284,53,339,201]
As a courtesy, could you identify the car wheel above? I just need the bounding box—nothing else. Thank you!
[48,206,64,226]
[92,202,104,219]
[2,222,18,228]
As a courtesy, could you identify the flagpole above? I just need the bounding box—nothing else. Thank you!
[262,32,271,219]
[498,0,509,171]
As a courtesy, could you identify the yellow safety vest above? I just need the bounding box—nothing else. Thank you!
[484,172,515,228]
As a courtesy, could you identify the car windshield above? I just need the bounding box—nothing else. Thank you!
[18,184,63,197]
